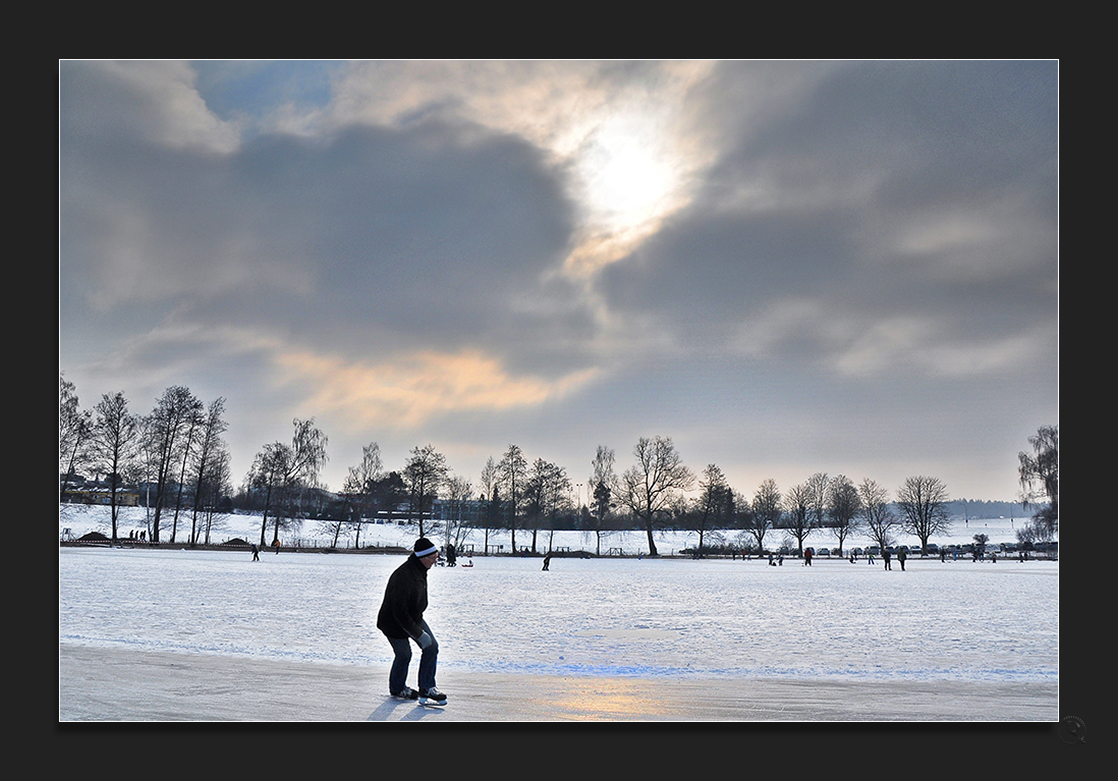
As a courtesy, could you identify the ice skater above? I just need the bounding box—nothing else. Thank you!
[897,548,906,571]
[542,552,551,571]
[376,537,448,706]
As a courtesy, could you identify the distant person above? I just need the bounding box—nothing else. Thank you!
[377,538,448,707]
[542,552,551,571]
[251,543,259,561]
[897,548,906,571]
[804,548,813,566]
[883,549,892,570]
[446,543,457,567]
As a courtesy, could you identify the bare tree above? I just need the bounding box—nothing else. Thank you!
[617,436,694,557]
[1018,424,1058,537]
[805,472,831,535]
[188,397,229,545]
[247,418,329,547]
[524,458,571,553]
[404,444,448,538]
[196,448,232,544]
[747,478,782,554]
[184,399,228,547]
[442,473,474,551]
[169,394,205,543]
[478,456,500,554]
[341,442,385,548]
[59,374,92,495]
[782,481,816,556]
[247,442,287,547]
[826,475,862,557]
[90,391,140,542]
[858,478,899,554]
[692,464,733,554]
[144,386,202,542]
[498,444,528,552]
[895,475,951,554]
[585,445,617,556]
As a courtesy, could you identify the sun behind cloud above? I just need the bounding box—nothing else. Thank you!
[277,347,599,428]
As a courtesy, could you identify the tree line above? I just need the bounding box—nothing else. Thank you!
[59,374,1058,555]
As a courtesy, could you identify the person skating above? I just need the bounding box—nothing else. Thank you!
[377,537,448,706]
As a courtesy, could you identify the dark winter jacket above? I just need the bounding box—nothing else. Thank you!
[377,554,429,640]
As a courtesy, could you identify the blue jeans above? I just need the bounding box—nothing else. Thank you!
[387,620,438,693]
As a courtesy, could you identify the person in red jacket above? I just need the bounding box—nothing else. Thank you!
[377,538,448,706]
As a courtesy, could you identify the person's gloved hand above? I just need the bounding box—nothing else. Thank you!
[417,632,433,650]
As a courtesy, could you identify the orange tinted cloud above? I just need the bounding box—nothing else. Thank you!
[277,347,599,428]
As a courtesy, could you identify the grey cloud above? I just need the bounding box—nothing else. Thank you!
[61,63,589,380]
[595,61,1058,377]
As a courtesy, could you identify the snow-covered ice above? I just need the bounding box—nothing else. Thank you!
[59,505,1057,680]
[58,504,1059,720]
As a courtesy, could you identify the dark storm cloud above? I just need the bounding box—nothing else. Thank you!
[59,63,586,379]
[221,121,582,354]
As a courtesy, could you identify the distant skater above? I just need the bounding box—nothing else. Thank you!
[377,538,448,707]
[542,553,551,571]
[897,549,906,571]
[804,548,813,566]
[251,544,259,561]
[883,550,892,570]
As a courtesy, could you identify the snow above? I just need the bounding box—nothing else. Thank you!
[59,505,1057,684]
[57,501,1044,556]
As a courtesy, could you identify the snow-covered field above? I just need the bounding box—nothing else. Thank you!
[59,504,1058,687]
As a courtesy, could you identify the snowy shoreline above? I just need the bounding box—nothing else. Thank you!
[58,503,1052,558]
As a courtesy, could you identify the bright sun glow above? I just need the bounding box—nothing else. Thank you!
[576,115,679,234]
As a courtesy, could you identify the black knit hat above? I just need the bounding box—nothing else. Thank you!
[414,538,438,557]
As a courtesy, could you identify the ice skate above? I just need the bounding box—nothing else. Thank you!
[419,687,447,706]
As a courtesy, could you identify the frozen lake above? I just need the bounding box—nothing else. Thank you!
[59,542,1058,686]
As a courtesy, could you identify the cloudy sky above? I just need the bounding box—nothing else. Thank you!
[59,60,1058,503]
